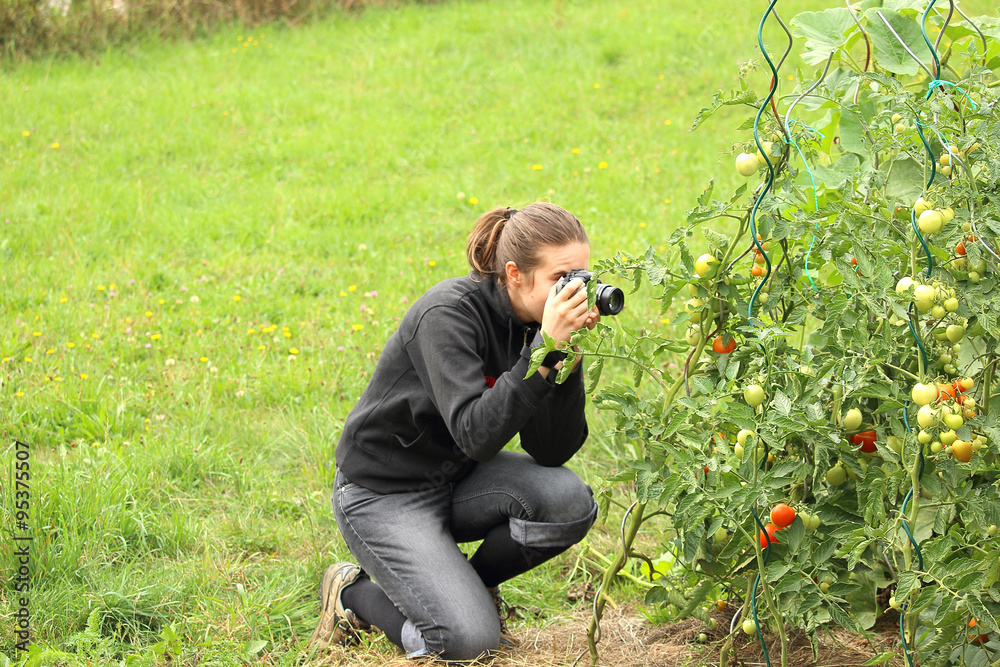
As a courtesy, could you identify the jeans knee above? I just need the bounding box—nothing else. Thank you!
[529,472,595,525]
[427,614,501,661]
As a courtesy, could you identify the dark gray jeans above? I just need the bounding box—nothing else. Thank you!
[333,450,598,660]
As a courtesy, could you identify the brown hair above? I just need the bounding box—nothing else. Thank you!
[466,203,589,285]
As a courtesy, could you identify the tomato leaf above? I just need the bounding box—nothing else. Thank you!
[827,601,861,633]
[773,389,792,417]
[895,571,919,600]
[586,357,605,394]
[862,651,897,666]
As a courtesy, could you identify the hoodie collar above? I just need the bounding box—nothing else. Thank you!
[471,271,532,331]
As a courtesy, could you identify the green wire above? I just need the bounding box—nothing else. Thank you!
[747,0,780,324]
[785,124,822,291]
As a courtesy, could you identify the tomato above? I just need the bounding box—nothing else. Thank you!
[744,384,766,407]
[758,522,781,548]
[742,618,757,635]
[712,336,737,354]
[956,241,967,256]
[988,525,998,537]
[895,276,915,294]
[889,596,903,610]
[694,253,718,278]
[851,430,877,453]
[716,600,726,611]
[937,382,959,402]
[841,408,863,431]
[952,440,973,463]
[751,264,765,277]
[969,618,989,644]
[770,503,796,528]
[826,464,847,486]
[911,382,940,406]
[913,284,937,312]
[735,152,760,177]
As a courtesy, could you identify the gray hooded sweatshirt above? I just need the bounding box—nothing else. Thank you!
[335,271,589,494]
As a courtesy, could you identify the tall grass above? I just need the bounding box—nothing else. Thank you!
[1,0,421,62]
[3,0,993,663]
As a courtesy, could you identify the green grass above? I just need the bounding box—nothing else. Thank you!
[2,0,995,663]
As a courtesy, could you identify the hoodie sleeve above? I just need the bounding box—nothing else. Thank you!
[517,362,589,466]
[404,303,558,462]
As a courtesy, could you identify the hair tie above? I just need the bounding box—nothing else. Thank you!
[503,207,518,220]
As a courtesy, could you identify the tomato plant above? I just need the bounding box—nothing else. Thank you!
[572,4,1000,665]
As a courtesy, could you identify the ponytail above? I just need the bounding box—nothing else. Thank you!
[466,207,517,280]
[465,203,588,285]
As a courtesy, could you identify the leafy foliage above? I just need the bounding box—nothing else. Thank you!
[584,4,1000,664]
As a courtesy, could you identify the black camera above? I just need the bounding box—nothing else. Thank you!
[555,269,624,316]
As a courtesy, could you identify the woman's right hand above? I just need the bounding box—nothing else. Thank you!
[540,278,592,344]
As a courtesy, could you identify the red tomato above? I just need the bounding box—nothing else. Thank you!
[758,522,781,549]
[751,265,765,277]
[850,430,878,453]
[937,382,959,403]
[956,241,967,256]
[712,336,737,354]
[770,503,796,528]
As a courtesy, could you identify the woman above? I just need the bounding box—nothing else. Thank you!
[310,202,600,660]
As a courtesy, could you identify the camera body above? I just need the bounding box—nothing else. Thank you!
[554,269,625,316]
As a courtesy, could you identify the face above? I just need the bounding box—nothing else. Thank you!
[505,242,591,324]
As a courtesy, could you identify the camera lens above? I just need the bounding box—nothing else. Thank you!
[596,283,625,316]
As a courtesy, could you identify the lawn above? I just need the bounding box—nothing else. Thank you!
[2,0,993,664]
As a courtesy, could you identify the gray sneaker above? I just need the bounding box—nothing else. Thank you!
[487,586,518,649]
[308,562,372,649]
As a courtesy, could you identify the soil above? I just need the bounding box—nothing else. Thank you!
[310,604,908,667]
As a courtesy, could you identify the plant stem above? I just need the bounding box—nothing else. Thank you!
[587,502,647,664]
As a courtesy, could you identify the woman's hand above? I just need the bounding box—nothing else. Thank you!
[541,278,593,344]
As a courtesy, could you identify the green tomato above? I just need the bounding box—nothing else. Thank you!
[911,382,939,406]
[913,284,937,312]
[946,324,966,343]
[735,152,761,177]
[895,276,915,294]
[694,253,719,278]
[917,209,944,235]
[841,408,863,431]
[744,384,766,407]
[917,404,938,429]
[742,618,757,635]
[943,413,964,430]
[989,525,999,537]
[737,429,755,446]
[826,465,847,486]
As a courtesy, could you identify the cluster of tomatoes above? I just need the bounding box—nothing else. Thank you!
[910,378,985,462]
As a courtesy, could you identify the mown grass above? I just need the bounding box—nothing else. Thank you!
[4,0,992,664]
